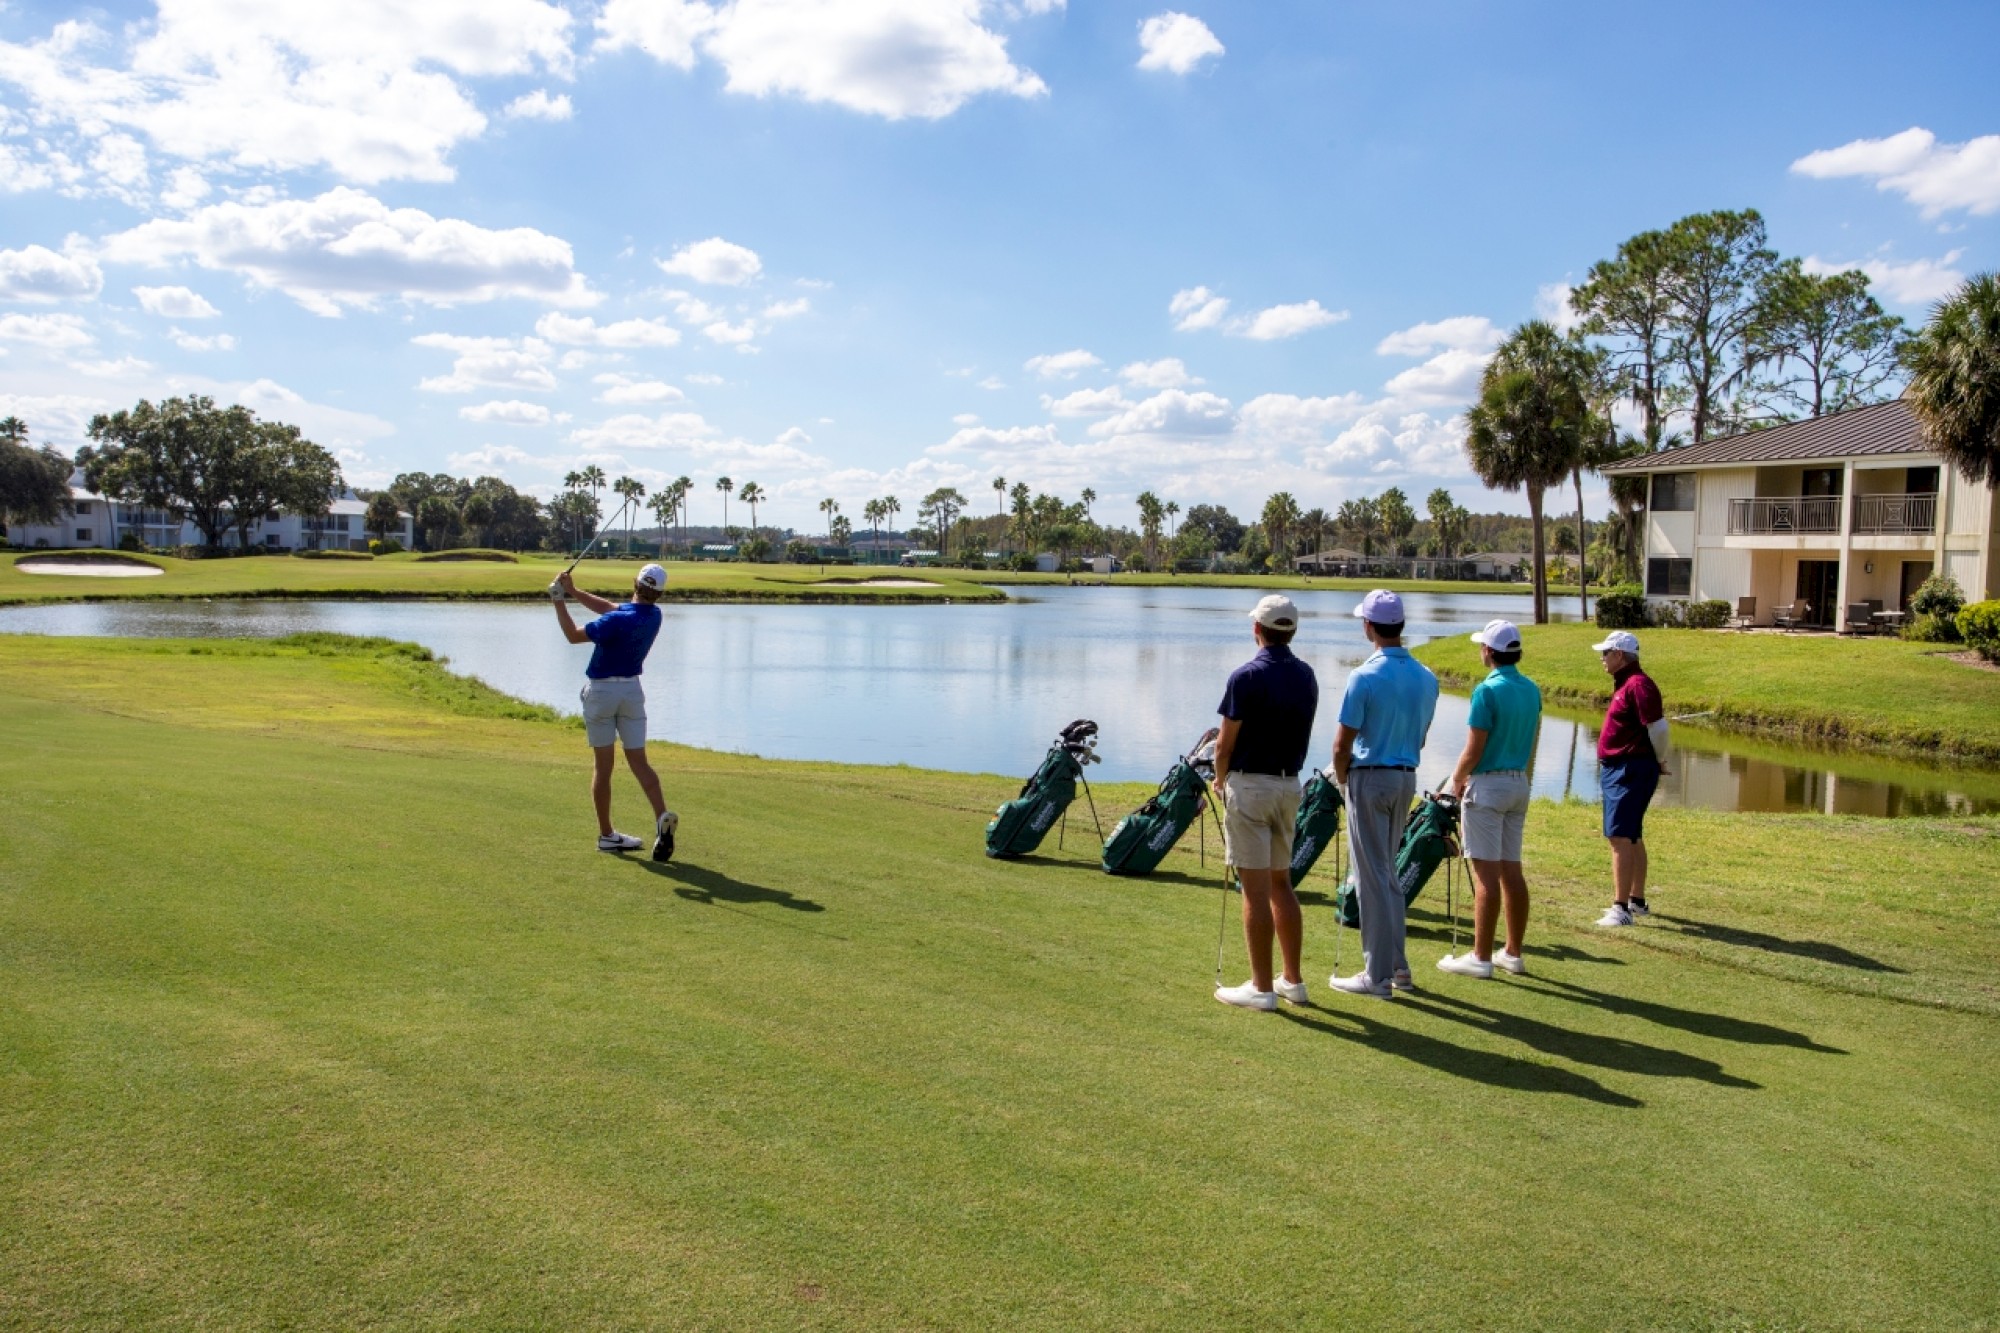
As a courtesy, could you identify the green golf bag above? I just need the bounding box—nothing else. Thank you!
[1288,769,1344,881]
[1333,790,1461,927]
[986,720,1101,858]
[1101,741,1214,877]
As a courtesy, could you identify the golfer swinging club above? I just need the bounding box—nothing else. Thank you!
[552,563,677,859]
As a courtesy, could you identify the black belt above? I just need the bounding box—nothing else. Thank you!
[1353,764,1416,772]
[1235,768,1300,778]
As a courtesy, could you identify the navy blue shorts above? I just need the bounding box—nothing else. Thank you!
[1600,757,1659,841]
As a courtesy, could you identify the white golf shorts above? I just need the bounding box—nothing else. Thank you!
[1462,770,1531,862]
[580,676,648,749]
[1221,772,1302,871]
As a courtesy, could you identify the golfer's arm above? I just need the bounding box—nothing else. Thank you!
[1451,728,1488,786]
[570,587,617,615]
[1213,717,1241,789]
[1332,723,1358,785]
[553,601,590,645]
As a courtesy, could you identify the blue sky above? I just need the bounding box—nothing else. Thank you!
[2,0,1995,531]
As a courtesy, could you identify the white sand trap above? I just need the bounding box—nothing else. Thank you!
[15,558,163,577]
[812,577,939,588]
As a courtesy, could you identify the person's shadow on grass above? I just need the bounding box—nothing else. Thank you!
[639,861,825,913]
[1402,990,1762,1089]
[1523,975,1846,1054]
[1651,915,1902,974]
[1275,1006,1644,1108]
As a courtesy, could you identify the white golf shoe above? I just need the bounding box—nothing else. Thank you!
[1597,904,1634,928]
[597,832,643,853]
[1436,952,1494,979]
[1272,976,1309,1006]
[1215,980,1278,1011]
[1328,971,1392,999]
[1495,950,1527,975]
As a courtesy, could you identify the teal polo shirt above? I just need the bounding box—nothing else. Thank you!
[1336,646,1438,769]
[1467,664,1542,773]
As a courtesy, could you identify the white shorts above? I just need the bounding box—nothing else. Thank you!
[1221,772,1302,872]
[580,677,647,749]
[1462,770,1531,862]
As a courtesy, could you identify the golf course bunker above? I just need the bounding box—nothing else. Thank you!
[14,555,163,577]
[811,576,940,588]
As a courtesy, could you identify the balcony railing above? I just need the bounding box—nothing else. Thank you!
[1727,496,1840,535]
[1852,492,1936,536]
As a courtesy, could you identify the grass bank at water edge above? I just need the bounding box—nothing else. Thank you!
[1414,621,2000,766]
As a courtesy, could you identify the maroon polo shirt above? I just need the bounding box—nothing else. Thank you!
[1597,664,1664,762]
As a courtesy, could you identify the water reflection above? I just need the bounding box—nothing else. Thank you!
[3,586,1995,819]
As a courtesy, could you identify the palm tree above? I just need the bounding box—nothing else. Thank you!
[613,476,645,555]
[818,496,839,542]
[579,464,606,517]
[715,476,733,541]
[1261,492,1300,570]
[648,490,675,557]
[1136,491,1165,569]
[1903,272,2000,486]
[738,481,763,546]
[882,495,901,550]
[0,416,26,446]
[1008,482,1031,556]
[673,475,692,553]
[1165,499,1180,544]
[1464,320,1595,624]
[1298,507,1329,569]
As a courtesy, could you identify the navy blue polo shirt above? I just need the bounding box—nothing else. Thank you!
[1217,644,1319,775]
[583,601,663,678]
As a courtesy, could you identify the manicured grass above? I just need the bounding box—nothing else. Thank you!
[1415,622,2000,764]
[2,634,1997,1329]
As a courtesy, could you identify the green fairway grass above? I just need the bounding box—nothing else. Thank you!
[1415,622,2000,765]
[2,635,1996,1329]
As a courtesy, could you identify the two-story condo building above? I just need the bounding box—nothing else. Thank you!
[6,480,413,553]
[1600,399,1997,632]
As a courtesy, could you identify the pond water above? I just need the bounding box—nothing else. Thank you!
[4,586,1996,818]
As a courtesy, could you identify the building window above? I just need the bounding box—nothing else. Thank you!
[76,527,93,542]
[75,501,93,515]
[1650,472,1695,512]
[1646,557,1692,597]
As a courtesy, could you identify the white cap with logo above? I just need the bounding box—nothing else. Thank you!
[636,562,669,592]
[1469,618,1522,652]
[1591,630,1640,656]
[1352,589,1405,625]
[1250,594,1299,631]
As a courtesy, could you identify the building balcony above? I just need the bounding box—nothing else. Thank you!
[1851,492,1936,536]
[1727,496,1840,535]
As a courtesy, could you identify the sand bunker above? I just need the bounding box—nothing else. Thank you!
[811,577,940,588]
[14,557,163,577]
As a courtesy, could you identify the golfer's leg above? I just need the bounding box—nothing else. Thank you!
[591,745,617,836]
[1236,867,1276,992]
[1610,837,1637,903]
[1350,771,1397,985]
[1500,863,1530,956]
[624,746,667,819]
[1469,858,1504,961]
[1270,869,1303,986]
[1385,774,1416,974]
[1632,838,1649,901]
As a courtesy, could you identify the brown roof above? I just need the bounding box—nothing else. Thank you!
[1600,399,1925,472]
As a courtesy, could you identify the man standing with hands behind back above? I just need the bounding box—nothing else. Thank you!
[1212,594,1319,1012]
[1329,590,1438,999]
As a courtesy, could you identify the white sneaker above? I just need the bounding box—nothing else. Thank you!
[597,832,642,853]
[1629,899,1651,918]
[1272,976,1309,1006]
[1390,967,1416,993]
[1329,971,1392,999]
[1436,952,1494,979]
[1215,980,1277,1011]
[1596,904,1634,928]
[652,809,678,863]
[1494,951,1527,975]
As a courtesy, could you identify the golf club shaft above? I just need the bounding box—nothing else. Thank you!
[559,493,637,579]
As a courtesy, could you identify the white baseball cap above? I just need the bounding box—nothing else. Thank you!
[636,562,668,592]
[1250,594,1299,631]
[1352,589,1405,625]
[1470,618,1522,652]
[1591,630,1640,656]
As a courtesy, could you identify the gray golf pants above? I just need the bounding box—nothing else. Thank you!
[1347,766,1417,985]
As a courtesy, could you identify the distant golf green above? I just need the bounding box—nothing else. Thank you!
[3,634,1996,1328]
[1415,622,2000,764]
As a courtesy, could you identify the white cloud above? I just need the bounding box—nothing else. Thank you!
[658,236,763,286]
[761,297,810,320]
[0,312,92,348]
[170,327,236,351]
[1137,12,1224,75]
[447,443,534,472]
[1381,347,1489,406]
[459,399,553,425]
[774,425,812,448]
[1234,299,1347,341]
[704,318,757,344]
[599,0,1051,120]
[1042,385,1132,416]
[936,422,1065,454]
[69,355,153,379]
[133,284,220,319]
[1534,281,1583,334]
[503,89,573,121]
[1088,388,1234,440]
[413,333,556,393]
[535,312,681,347]
[233,378,395,449]
[568,409,825,469]
[1170,285,1229,331]
[1803,250,1968,305]
[1024,348,1102,379]
[1376,315,1501,357]
[1791,127,2000,217]
[0,242,102,302]
[593,373,687,404]
[1119,356,1199,389]
[977,374,1005,390]
[103,187,596,316]
[160,166,210,210]
[1235,392,1369,448]
[686,371,726,386]
[0,3,576,187]
[951,412,979,426]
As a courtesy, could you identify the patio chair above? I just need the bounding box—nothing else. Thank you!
[1845,603,1877,635]
[1772,602,1805,632]
[1730,596,1756,630]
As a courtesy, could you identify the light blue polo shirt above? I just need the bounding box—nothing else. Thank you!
[1467,665,1542,773]
[1337,646,1438,769]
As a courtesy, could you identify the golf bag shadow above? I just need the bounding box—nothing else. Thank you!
[1333,790,1461,927]
[1102,728,1216,877]
[985,720,1102,858]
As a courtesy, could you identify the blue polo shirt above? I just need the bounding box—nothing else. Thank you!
[1337,646,1438,769]
[583,601,663,678]
[1217,644,1319,775]
[1467,665,1542,773]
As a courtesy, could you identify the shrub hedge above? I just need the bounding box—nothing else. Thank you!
[1594,584,1647,629]
[415,548,519,563]
[292,548,373,560]
[1959,600,2000,663]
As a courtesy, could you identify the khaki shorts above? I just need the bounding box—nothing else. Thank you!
[580,677,647,749]
[1221,772,1302,871]
[1462,769,1531,862]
